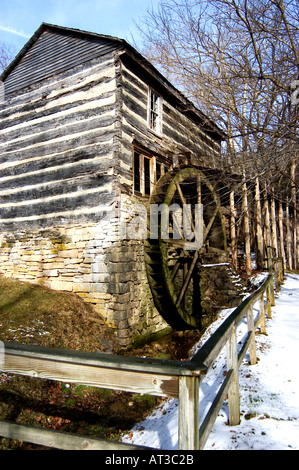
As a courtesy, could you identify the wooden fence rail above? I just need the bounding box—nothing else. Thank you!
[0,258,282,451]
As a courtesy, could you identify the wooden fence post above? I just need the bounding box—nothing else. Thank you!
[178,376,200,450]
[267,246,275,306]
[259,293,266,334]
[266,285,272,319]
[246,305,257,365]
[226,325,240,425]
[278,257,284,284]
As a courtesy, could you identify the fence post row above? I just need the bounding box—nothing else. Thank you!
[180,260,280,450]
[0,267,281,451]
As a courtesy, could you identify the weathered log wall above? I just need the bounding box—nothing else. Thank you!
[0,54,119,230]
[116,58,222,192]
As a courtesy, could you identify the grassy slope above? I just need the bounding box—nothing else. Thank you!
[0,275,201,450]
[0,275,117,352]
[0,275,155,449]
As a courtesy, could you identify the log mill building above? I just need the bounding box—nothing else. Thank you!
[0,23,231,347]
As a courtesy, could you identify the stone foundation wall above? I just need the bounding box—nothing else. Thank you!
[0,217,168,347]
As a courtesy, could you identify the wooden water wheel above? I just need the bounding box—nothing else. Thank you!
[145,167,227,330]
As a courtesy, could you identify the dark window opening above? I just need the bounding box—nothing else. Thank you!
[144,157,151,195]
[134,151,140,193]
[133,149,167,196]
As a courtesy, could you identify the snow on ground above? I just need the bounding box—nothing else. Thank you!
[121,273,299,450]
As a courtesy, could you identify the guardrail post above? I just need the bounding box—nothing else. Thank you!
[247,305,257,365]
[267,247,275,307]
[226,325,240,425]
[266,285,273,319]
[259,293,266,334]
[178,376,200,450]
[278,258,284,284]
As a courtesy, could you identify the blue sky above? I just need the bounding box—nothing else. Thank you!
[0,0,159,55]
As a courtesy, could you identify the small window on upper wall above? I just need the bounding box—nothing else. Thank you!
[148,89,162,134]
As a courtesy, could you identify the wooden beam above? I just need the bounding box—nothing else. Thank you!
[191,275,271,369]
[178,376,200,450]
[1,351,178,398]
[259,293,266,335]
[0,343,207,400]
[246,305,257,365]
[198,369,233,450]
[0,420,150,451]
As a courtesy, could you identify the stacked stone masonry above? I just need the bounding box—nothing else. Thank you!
[0,219,168,345]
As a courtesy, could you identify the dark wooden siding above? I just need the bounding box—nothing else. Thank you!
[3,29,120,98]
[117,61,222,191]
[0,54,119,231]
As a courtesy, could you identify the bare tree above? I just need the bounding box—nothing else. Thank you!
[136,0,299,195]
[0,41,16,73]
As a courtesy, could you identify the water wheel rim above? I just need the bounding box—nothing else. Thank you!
[146,167,227,329]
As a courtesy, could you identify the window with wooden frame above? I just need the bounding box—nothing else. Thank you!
[133,150,167,196]
[148,88,162,134]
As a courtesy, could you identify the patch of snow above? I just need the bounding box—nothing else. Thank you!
[121,273,299,450]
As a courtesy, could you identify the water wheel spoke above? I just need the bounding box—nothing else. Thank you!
[203,202,220,243]
[175,180,199,238]
[175,180,187,206]
[170,259,182,281]
[175,250,199,308]
[170,210,184,240]
[169,253,183,279]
